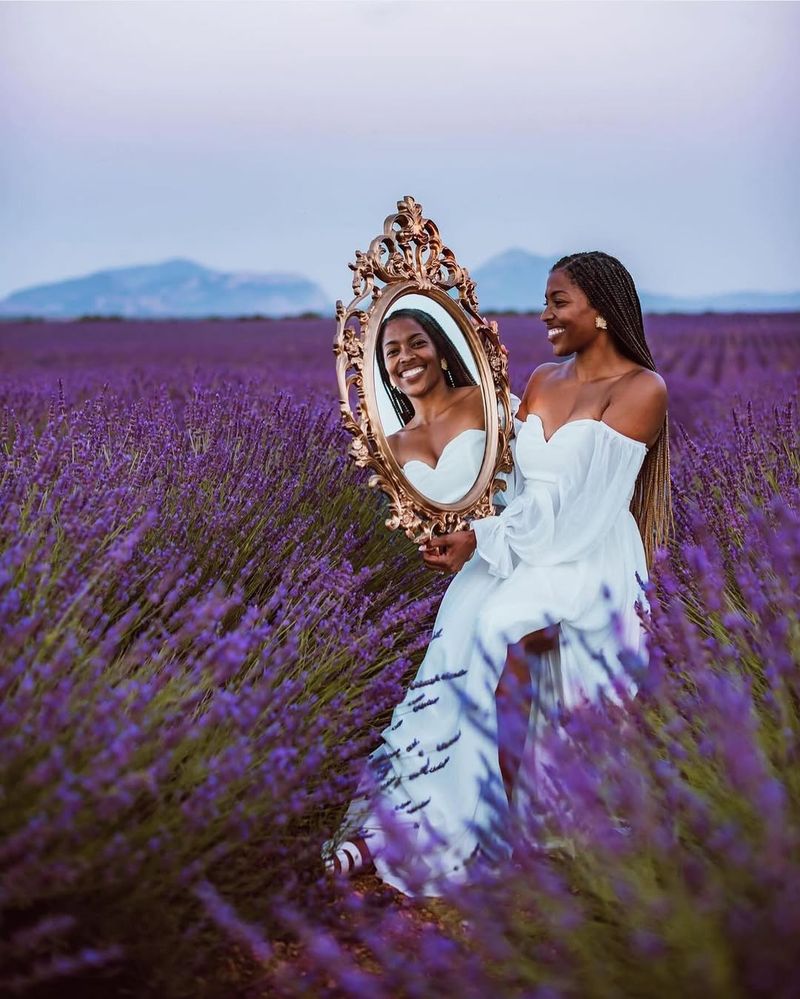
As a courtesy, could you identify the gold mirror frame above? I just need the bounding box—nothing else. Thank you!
[334,196,514,541]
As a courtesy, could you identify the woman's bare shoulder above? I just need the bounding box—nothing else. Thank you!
[518,362,563,407]
[531,361,563,382]
[522,362,562,394]
[448,384,484,422]
[604,368,668,446]
[385,429,404,462]
[616,367,668,407]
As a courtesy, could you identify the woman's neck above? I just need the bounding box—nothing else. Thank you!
[573,337,637,382]
[408,383,459,426]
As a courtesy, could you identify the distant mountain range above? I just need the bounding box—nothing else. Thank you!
[1,253,798,319]
[473,249,800,314]
[0,259,329,319]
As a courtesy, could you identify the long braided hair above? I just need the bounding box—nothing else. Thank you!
[551,251,672,564]
[377,308,477,426]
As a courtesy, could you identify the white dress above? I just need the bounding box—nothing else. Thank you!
[335,412,649,896]
[402,428,486,504]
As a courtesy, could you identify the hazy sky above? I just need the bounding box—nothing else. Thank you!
[1,1,798,301]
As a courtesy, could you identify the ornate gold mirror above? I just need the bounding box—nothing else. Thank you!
[334,196,513,541]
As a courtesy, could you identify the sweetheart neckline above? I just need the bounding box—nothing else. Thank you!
[402,427,486,472]
[516,412,648,451]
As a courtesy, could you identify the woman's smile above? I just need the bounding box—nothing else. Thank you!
[398,362,427,383]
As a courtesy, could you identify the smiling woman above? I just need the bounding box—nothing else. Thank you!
[329,248,671,897]
[376,309,485,504]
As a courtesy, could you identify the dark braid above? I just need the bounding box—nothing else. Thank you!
[551,251,672,564]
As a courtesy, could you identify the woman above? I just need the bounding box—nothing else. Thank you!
[327,252,670,895]
[377,309,485,505]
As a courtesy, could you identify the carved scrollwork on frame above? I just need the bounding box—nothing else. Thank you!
[334,196,514,542]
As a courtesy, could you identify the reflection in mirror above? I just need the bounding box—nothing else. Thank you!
[374,295,486,505]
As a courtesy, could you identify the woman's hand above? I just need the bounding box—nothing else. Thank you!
[419,529,477,574]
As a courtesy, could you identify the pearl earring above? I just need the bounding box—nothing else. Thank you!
[595,316,608,330]
[440,358,448,370]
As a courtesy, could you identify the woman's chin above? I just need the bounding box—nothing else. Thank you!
[402,378,441,398]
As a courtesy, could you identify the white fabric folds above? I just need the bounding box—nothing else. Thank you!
[332,412,650,897]
[473,414,648,574]
[403,428,486,505]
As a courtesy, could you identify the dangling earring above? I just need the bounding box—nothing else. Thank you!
[440,358,449,371]
[595,316,608,331]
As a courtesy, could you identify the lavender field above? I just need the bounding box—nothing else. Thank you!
[2,314,799,998]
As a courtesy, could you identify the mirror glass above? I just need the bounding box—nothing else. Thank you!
[373,293,487,505]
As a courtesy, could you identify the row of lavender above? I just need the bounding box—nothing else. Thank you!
[1,315,799,996]
[0,365,448,994]
[3,312,798,405]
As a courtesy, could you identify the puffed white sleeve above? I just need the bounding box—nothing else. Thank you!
[471,424,646,578]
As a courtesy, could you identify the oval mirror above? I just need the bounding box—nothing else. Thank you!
[335,196,513,541]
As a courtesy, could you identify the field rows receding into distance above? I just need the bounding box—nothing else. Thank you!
[1,312,799,998]
[3,312,799,425]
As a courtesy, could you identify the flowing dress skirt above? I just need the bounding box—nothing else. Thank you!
[333,416,649,896]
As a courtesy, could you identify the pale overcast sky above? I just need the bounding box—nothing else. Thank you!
[1,0,798,300]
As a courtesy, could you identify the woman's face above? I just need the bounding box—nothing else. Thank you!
[381,316,444,397]
[540,269,602,357]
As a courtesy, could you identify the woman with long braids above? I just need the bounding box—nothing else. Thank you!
[376,308,485,504]
[327,252,670,895]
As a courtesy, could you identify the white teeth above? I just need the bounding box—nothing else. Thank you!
[401,365,425,378]
[547,328,565,341]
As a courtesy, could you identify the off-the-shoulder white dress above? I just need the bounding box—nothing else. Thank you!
[402,428,486,505]
[335,412,649,896]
